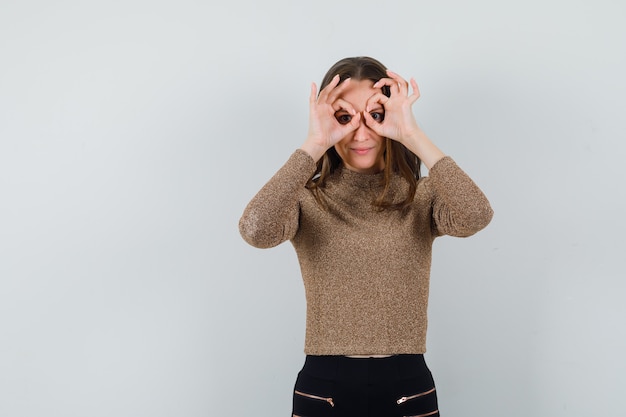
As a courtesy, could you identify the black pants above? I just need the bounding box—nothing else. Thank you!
[292,354,439,417]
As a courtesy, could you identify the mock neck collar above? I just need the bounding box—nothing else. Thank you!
[335,164,385,190]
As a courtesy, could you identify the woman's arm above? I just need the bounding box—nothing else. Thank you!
[239,149,317,248]
[426,157,493,237]
[365,70,445,169]
[241,76,366,247]
[364,70,492,235]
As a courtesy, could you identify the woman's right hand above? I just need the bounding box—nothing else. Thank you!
[300,75,361,162]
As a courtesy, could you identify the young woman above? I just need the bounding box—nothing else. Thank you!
[239,56,493,417]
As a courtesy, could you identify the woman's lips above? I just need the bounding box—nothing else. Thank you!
[352,147,373,155]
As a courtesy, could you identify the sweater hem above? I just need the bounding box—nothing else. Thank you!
[303,346,427,356]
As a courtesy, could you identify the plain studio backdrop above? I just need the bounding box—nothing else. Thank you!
[1,1,624,416]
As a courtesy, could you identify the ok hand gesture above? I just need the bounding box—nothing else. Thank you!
[301,75,362,162]
[362,70,421,146]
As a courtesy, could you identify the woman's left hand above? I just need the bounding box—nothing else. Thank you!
[363,70,421,146]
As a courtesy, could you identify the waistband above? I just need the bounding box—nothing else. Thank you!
[301,354,429,383]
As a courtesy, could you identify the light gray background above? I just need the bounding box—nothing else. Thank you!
[1,1,624,416]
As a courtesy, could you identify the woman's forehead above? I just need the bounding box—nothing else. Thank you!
[338,79,379,106]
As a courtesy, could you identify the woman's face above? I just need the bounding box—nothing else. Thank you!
[333,79,386,174]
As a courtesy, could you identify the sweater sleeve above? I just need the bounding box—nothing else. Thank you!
[239,149,318,248]
[425,156,494,237]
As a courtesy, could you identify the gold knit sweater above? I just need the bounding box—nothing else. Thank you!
[239,149,493,355]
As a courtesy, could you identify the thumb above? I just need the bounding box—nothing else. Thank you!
[343,112,362,137]
[333,112,360,145]
[348,112,362,130]
[363,111,385,136]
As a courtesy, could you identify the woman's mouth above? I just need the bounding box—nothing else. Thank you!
[352,147,372,155]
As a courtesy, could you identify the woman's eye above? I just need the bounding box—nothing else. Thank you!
[336,114,352,125]
[370,112,385,123]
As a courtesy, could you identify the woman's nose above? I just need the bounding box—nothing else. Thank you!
[353,113,369,141]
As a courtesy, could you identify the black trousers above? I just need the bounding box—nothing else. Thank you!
[292,354,439,417]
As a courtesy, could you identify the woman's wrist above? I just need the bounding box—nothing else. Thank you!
[401,128,445,170]
[299,140,327,163]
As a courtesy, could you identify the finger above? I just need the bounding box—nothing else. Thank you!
[317,74,340,102]
[408,78,421,104]
[373,77,396,90]
[345,111,362,132]
[332,98,357,115]
[365,92,389,112]
[376,70,410,97]
[362,111,385,135]
[325,77,351,104]
[332,112,360,142]
[386,70,410,96]
[373,77,403,98]
[309,82,318,104]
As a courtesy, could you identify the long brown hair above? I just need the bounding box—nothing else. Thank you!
[306,56,421,211]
